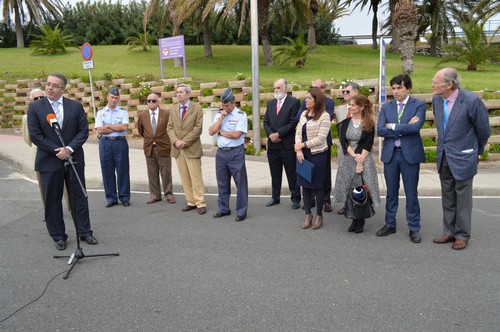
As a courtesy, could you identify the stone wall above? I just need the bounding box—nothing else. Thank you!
[1,77,499,159]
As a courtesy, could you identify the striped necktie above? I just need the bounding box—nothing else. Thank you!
[52,101,63,127]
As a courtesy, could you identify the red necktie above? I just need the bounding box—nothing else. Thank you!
[276,100,282,115]
[181,105,187,120]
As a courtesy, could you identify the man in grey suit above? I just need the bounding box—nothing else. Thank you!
[431,68,490,250]
[376,74,426,243]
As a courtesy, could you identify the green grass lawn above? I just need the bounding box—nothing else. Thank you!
[1,45,499,93]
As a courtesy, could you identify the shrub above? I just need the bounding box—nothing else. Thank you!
[425,149,437,163]
[29,24,77,55]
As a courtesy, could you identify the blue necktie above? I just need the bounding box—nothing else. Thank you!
[443,99,449,129]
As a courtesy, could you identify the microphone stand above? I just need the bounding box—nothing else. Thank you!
[51,124,119,279]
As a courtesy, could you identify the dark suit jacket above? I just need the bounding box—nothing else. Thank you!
[433,89,490,180]
[27,97,88,172]
[137,108,171,157]
[338,118,374,155]
[264,96,300,150]
[377,96,426,164]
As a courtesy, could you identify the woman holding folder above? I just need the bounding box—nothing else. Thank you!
[333,94,380,233]
[295,88,332,229]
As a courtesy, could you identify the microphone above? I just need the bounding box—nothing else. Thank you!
[46,113,61,133]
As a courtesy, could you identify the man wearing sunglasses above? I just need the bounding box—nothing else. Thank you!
[95,88,131,207]
[138,94,175,205]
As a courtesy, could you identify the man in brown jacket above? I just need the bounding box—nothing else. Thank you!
[167,84,207,214]
[137,93,176,204]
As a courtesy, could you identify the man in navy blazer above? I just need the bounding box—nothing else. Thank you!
[376,74,426,243]
[431,68,490,250]
[264,79,301,209]
[28,72,97,250]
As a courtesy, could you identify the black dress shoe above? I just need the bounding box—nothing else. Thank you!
[266,199,280,207]
[80,235,98,245]
[235,215,246,222]
[55,240,67,250]
[376,225,396,237]
[106,202,118,208]
[291,202,300,210]
[213,211,231,218]
[409,231,422,243]
[122,201,130,206]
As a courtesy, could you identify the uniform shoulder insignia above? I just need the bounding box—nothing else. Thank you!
[238,111,245,115]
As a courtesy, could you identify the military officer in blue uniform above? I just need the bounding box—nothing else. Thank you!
[208,88,248,221]
[95,87,131,207]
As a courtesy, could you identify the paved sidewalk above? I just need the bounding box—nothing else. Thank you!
[1,132,499,197]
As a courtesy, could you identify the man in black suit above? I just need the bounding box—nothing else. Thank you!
[28,72,97,250]
[264,78,301,209]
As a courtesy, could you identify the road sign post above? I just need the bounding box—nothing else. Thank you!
[81,43,97,120]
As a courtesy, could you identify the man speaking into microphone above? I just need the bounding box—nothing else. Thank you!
[28,72,98,250]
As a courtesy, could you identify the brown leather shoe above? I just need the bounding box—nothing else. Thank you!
[197,207,207,215]
[166,194,176,204]
[337,207,346,215]
[433,235,456,244]
[302,214,313,229]
[181,205,197,212]
[452,239,468,250]
[147,198,162,204]
[323,202,332,213]
[312,215,323,230]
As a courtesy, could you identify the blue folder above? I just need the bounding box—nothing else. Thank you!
[296,159,315,183]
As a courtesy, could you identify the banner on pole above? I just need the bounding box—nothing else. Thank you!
[379,37,386,105]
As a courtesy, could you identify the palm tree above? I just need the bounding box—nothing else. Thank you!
[2,0,64,48]
[273,32,312,67]
[437,0,500,70]
[29,23,77,55]
[342,0,382,49]
[308,0,348,52]
[416,0,453,56]
[392,0,418,74]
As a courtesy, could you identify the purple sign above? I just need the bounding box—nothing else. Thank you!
[159,35,187,78]
[159,35,185,59]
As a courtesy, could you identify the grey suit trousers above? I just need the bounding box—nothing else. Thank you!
[439,154,473,240]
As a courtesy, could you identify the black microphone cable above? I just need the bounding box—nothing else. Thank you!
[0,269,69,323]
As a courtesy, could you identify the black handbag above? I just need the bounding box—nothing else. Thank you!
[344,173,375,220]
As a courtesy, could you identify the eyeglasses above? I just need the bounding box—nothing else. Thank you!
[310,86,322,89]
[45,82,62,89]
[33,96,43,101]
[147,100,158,103]
[342,90,351,95]
[431,81,447,86]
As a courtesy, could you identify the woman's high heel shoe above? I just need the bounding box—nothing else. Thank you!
[302,214,313,229]
[312,215,323,229]
[355,219,365,233]
[348,219,357,232]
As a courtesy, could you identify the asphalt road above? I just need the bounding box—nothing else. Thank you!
[0,160,499,331]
